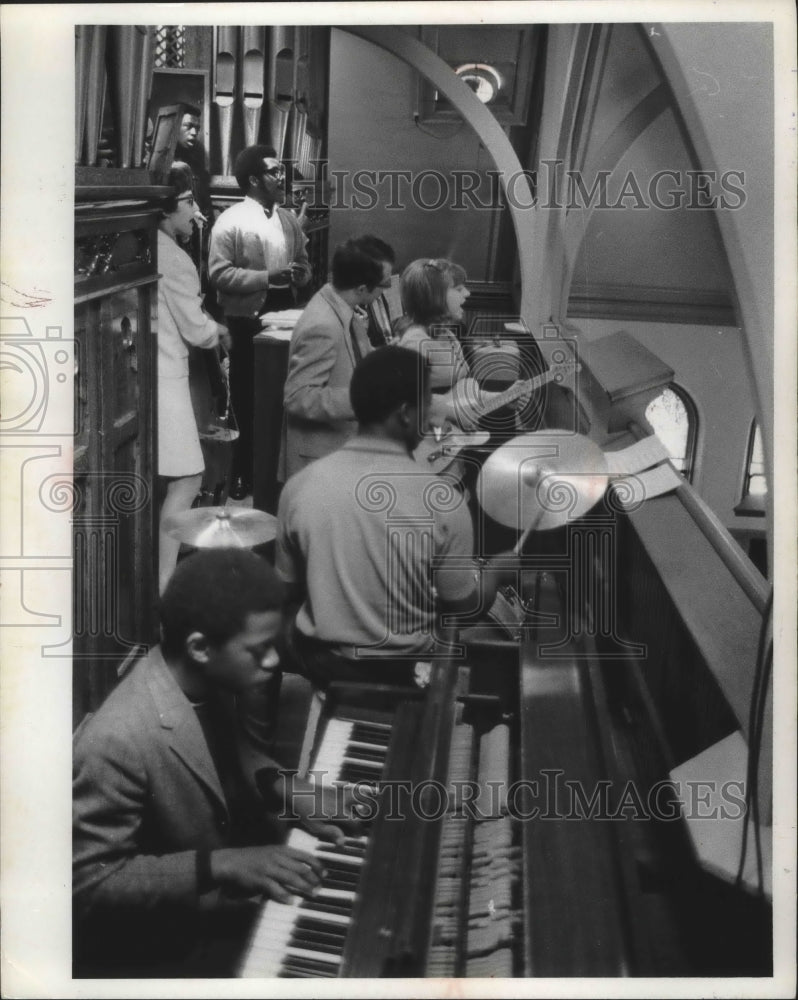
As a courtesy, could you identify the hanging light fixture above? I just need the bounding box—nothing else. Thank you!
[454,62,504,104]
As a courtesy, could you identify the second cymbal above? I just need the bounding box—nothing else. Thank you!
[477,431,609,531]
[162,506,278,548]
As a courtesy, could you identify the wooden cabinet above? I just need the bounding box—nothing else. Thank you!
[73,202,160,724]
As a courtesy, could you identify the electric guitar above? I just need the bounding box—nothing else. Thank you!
[413,360,580,475]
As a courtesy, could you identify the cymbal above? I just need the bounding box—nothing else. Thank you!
[162,506,278,548]
[477,431,609,531]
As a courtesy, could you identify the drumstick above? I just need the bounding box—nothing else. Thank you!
[513,506,544,555]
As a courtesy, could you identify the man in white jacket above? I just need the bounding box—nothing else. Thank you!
[209,144,312,499]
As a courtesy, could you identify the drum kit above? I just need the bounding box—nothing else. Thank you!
[163,431,610,552]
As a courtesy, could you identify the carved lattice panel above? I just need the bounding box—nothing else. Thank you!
[154,25,185,68]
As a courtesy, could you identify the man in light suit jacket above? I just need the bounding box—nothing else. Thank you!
[209,144,312,499]
[280,235,395,481]
[73,548,356,977]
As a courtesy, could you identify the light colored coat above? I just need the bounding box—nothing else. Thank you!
[279,283,373,481]
[157,230,220,377]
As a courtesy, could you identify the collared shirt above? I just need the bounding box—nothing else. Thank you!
[258,202,289,282]
[276,435,476,658]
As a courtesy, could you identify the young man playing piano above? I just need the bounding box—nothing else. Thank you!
[73,548,359,977]
[276,346,520,688]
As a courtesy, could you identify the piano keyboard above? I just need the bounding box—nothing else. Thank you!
[307,717,391,785]
[238,716,393,978]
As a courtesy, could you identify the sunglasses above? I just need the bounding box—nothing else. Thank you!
[263,166,286,178]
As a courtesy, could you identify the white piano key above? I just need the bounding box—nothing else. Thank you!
[239,715,394,977]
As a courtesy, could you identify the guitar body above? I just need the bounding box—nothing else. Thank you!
[415,362,581,476]
[413,427,490,476]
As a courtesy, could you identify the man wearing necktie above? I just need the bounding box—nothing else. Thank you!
[209,145,312,500]
[280,235,395,481]
[363,290,390,347]
[357,238,400,347]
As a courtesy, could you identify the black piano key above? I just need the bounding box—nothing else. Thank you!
[279,956,341,976]
[318,871,359,889]
[343,746,386,763]
[316,871,359,889]
[332,844,367,858]
[289,932,345,956]
[280,969,338,979]
[316,875,358,892]
[339,765,382,783]
[350,723,391,745]
[320,858,361,874]
[297,917,350,938]
[301,899,353,917]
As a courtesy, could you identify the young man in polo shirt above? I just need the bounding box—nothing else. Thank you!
[276,346,518,687]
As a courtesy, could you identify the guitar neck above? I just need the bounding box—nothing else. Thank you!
[477,368,557,419]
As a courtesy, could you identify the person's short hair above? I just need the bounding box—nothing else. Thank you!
[331,235,395,292]
[233,144,278,193]
[356,235,395,266]
[159,548,284,657]
[350,345,428,426]
[161,160,195,215]
[400,258,468,327]
[180,103,201,120]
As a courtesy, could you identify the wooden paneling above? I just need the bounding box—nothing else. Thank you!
[73,205,160,726]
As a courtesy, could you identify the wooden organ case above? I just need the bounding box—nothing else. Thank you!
[73,196,164,725]
[73,26,168,724]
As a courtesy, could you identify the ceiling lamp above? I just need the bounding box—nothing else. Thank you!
[454,62,504,104]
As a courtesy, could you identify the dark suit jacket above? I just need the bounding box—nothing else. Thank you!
[280,283,372,480]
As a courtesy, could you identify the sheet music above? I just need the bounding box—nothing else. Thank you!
[604,435,670,475]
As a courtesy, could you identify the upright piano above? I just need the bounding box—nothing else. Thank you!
[236,567,772,979]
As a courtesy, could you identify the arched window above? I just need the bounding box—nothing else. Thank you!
[735,421,768,515]
[644,383,697,480]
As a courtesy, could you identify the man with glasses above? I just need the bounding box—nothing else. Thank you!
[279,235,396,481]
[209,144,312,500]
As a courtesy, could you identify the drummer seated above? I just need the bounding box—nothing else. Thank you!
[73,548,361,977]
[275,346,522,690]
